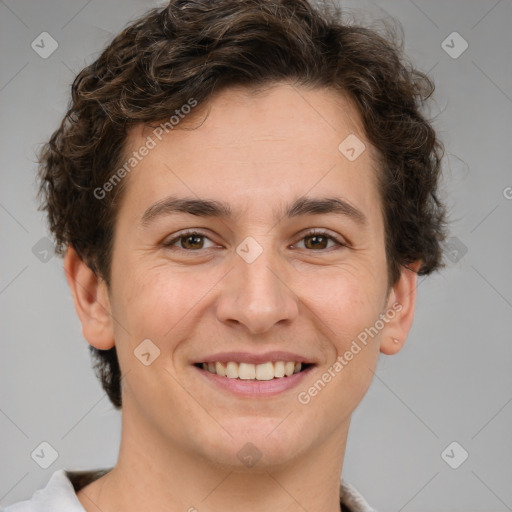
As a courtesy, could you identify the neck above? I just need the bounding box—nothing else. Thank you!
[78,405,349,512]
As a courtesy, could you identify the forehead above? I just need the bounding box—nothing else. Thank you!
[117,83,382,228]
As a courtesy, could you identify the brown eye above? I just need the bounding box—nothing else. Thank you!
[179,234,205,250]
[163,230,215,251]
[294,230,345,251]
[303,234,330,250]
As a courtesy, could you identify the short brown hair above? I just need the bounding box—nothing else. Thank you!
[37,0,449,409]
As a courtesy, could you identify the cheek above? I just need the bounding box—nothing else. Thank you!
[299,263,384,345]
[110,262,225,346]
[108,265,208,410]
[298,270,382,411]
[296,265,383,399]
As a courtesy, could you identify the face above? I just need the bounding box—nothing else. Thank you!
[99,83,402,469]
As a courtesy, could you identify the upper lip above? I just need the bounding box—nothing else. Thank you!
[194,351,315,365]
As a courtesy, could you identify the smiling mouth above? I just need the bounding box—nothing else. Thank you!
[194,361,313,381]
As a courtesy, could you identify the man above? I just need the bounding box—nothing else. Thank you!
[3,0,448,511]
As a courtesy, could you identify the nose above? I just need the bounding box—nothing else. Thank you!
[215,242,299,334]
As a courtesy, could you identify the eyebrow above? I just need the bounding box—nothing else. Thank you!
[140,195,368,227]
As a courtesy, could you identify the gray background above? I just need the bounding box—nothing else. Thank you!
[1,0,511,510]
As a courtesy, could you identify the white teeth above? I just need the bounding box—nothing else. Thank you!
[215,361,226,377]
[238,362,256,380]
[200,360,305,380]
[255,362,275,381]
[284,361,295,376]
[226,361,238,379]
[274,361,285,378]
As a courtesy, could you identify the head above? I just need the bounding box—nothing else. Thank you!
[38,0,447,469]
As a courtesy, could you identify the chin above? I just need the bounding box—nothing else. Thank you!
[200,417,310,471]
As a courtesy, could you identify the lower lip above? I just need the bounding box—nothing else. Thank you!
[193,365,314,398]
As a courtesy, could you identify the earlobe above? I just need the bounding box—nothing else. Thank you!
[64,246,115,350]
[379,261,422,356]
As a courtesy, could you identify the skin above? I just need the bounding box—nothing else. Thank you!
[66,83,420,512]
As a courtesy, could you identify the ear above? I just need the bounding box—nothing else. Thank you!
[64,246,115,350]
[379,260,422,355]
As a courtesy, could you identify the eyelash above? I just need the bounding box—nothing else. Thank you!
[163,229,347,253]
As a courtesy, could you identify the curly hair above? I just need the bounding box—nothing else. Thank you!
[37,0,449,409]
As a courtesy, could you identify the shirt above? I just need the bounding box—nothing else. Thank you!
[1,468,377,512]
